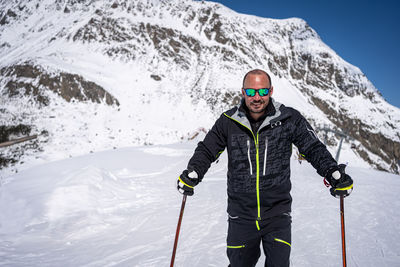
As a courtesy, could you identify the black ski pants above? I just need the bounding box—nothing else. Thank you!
[227,214,291,267]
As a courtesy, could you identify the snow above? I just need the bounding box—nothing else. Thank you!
[1,142,399,266]
[0,2,399,263]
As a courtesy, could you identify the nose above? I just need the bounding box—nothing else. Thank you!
[253,92,261,100]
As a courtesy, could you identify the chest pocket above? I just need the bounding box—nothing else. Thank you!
[229,133,257,193]
[263,121,292,178]
[230,134,252,174]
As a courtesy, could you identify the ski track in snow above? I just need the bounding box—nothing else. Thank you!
[0,142,399,266]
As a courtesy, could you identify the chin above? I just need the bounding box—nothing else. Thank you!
[250,108,264,113]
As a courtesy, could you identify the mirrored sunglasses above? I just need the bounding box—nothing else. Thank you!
[244,88,270,97]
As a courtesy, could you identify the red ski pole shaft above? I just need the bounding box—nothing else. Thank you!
[340,195,347,267]
[170,194,187,267]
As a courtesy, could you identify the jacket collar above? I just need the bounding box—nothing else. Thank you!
[229,98,285,133]
[240,98,276,123]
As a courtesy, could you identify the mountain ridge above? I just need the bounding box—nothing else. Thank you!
[0,0,399,174]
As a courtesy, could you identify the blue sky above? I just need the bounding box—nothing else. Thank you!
[210,0,400,108]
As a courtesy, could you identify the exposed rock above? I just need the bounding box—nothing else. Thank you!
[0,124,34,169]
[0,9,17,25]
[0,124,32,143]
[150,74,161,81]
[0,0,398,174]
[1,63,120,106]
[311,96,400,173]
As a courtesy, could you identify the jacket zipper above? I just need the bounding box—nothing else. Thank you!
[263,137,268,176]
[223,113,262,230]
[247,139,253,175]
[255,133,261,230]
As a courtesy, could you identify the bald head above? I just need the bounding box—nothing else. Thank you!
[241,69,274,121]
[242,69,272,88]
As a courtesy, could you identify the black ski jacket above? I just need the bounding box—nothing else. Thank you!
[187,98,337,226]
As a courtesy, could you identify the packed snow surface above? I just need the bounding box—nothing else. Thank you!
[0,141,399,266]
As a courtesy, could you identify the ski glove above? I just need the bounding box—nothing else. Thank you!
[177,169,200,196]
[325,164,353,198]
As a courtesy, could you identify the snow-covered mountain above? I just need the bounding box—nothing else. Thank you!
[1,0,399,175]
[1,142,399,266]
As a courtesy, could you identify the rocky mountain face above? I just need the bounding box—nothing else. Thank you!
[1,63,119,106]
[0,0,399,174]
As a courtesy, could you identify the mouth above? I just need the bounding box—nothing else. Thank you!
[250,101,263,108]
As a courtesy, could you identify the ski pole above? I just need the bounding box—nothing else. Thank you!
[340,195,347,267]
[170,194,187,267]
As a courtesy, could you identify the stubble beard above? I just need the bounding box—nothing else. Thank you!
[249,99,267,114]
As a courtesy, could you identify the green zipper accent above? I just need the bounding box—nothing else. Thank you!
[274,238,291,247]
[216,150,224,159]
[224,113,262,229]
[256,132,261,225]
[227,245,245,248]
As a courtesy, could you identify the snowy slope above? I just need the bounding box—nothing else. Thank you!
[0,142,399,266]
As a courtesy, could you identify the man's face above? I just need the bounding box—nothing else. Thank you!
[242,74,273,116]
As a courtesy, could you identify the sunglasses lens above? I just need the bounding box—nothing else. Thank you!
[245,89,256,96]
[259,88,269,96]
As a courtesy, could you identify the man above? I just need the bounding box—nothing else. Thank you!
[177,69,353,267]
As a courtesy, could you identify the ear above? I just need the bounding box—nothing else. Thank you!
[269,86,274,96]
[241,88,246,97]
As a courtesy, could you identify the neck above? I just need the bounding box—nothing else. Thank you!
[249,111,266,121]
